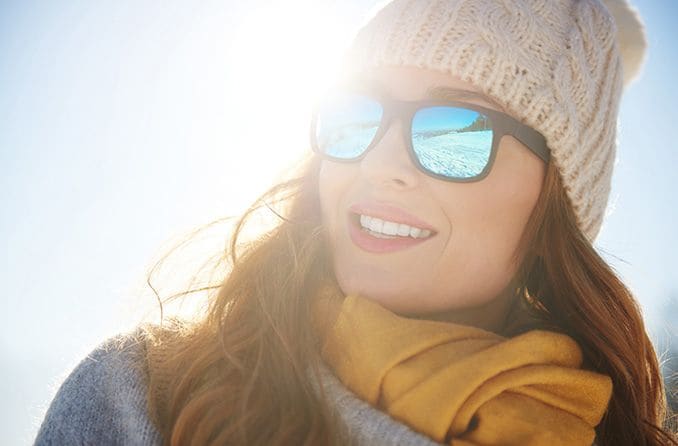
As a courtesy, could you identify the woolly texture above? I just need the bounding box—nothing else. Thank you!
[344,0,646,241]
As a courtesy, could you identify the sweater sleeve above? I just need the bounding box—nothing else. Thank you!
[33,331,163,446]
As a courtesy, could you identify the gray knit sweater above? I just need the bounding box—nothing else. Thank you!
[34,332,441,445]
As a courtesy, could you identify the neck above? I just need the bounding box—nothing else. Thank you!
[401,283,520,334]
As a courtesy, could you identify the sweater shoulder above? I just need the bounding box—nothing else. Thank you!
[34,329,163,446]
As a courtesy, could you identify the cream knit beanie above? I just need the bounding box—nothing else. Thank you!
[343,0,647,242]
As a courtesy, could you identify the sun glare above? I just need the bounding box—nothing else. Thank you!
[226,2,354,173]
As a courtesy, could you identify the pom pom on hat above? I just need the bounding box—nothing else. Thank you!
[601,0,648,87]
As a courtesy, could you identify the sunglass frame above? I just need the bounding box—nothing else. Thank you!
[310,91,550,183]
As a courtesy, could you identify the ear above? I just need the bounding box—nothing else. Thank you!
[600,0,648,87]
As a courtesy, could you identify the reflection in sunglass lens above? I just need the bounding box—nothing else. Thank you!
[315,93,383,159]
[412,107,493,179]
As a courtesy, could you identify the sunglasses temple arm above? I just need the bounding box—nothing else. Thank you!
[512,125,550,163]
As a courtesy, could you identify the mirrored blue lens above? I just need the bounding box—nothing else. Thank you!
[315,93,383,159]
[412,107,493,179]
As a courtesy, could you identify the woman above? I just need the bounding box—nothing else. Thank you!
[35,0,676,445]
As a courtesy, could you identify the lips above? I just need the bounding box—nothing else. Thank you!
[346,201,437,253]
[348,201,437,233]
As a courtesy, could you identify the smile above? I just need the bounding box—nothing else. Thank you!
[358,214,432,239]
[347,212,436,254]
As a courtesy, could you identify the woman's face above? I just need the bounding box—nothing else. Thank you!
[318,65,546,330]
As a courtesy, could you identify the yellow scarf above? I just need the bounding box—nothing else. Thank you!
[313,289,612,446]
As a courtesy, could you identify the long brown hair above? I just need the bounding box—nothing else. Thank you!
[142,154,676,445]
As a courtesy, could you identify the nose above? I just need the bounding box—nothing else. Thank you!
[359,119,420,190]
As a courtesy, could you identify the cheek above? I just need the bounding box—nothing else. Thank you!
[430,168,543,301]
[318,161,353,234]
[469,142,545,254]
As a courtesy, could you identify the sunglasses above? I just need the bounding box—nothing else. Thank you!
[310,89,550,182]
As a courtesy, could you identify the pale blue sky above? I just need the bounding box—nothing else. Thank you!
[1,1,676,444]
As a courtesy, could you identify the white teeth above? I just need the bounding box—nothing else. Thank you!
[397,223,410,236]
[382,221,399,236]
[357,214,432,239]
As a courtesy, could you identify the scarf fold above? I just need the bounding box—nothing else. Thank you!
[313,289,612,446]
